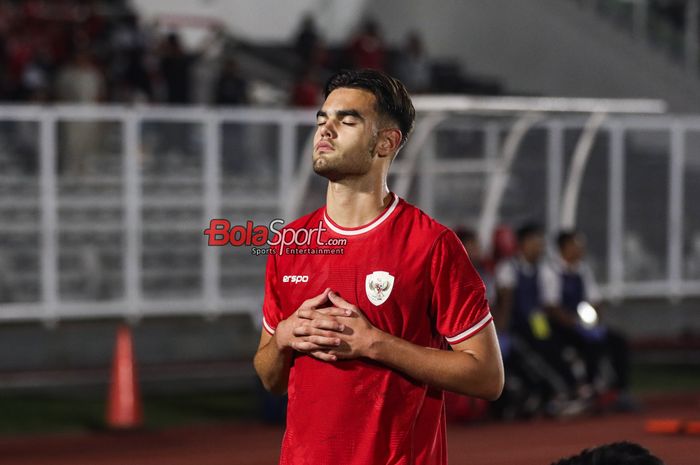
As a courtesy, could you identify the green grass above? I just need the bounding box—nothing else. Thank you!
[630,363,700,395]
[0,362,698,436]
[0,389,260,436]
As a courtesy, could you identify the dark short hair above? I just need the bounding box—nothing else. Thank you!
[557,230,579,251]
[516,222,543,244]
[324,69,416,148]
[550,441,664,465]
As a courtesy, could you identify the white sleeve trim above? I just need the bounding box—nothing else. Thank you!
[444,313,493,344]
[262,316,276,335]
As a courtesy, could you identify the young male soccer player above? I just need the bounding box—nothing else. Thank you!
[253,69,504,465]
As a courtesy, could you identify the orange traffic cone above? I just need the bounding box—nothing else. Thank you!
[644,418,683,434]
[106,324,143,429]
[686,421,700,435]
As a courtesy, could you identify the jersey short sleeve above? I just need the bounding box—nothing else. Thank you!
[261,252,283,335]
[430,229,493,345]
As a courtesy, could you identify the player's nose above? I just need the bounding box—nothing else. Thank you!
[318,120,337,139]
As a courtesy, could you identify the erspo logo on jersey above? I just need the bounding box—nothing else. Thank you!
[203,219,346,256]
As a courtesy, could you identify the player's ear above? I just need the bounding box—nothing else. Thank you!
[376,128,402,159]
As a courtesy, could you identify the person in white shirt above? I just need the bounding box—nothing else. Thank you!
[493,224,574,417]
[540,230,632,408]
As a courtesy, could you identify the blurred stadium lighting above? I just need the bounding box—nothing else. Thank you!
[577,301,599,329]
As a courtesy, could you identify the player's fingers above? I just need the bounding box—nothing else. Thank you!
[296,308,313,320]
[314,307,353,317]
[292,323,313,336]
[325,350,349,360]
[302,288,331,309]
[311,318,345,332]
[310,350,337,362]
[328,291,357,311]
[299,307,350,321]
[303,335,341,347]
[311,328,344,339]
[293,324,339,338]
[291,340,325,352]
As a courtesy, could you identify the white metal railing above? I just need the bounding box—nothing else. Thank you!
[0,102,698,325]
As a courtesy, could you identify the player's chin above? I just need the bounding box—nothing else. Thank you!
[313,160,338,179]
[313,151,332,163]
[312,158,325,172]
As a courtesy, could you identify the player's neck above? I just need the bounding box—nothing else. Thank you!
[325,178,392,229]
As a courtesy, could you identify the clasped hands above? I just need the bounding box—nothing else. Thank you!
[275,288,378,362]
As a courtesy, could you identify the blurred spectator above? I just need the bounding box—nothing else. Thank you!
[0,22,8,100]
[5,27,35,99]
[347,18,386,71]
[216,56,251,174]
[492,224,574,418]
[108,12,154,102]
[495,224,547,339]
[159,32,193,104]
[541,230,633,410]
[294,14,320,65]
[214,57,248,106]
[192,25,228,104]
[54,48,104,103]
[394,32,431,93]
[290,66,321,108]
[54,48,104,174]
[492,225,518,264]
[20,48,51,102]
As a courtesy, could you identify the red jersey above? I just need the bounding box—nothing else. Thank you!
[262,193,492,465]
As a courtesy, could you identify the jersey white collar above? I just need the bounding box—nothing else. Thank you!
[323,193,399,236]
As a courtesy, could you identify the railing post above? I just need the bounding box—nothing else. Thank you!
[608,123,625,302]
[123,113,142,321]
[547,120,563,240]
[39,112,58,325]
[668,121,685,300]
[203,113,222,317]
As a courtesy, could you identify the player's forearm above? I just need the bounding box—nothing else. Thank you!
[367,330,503,400]
[253,336,293,395]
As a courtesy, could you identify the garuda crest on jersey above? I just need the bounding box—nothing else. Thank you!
[365,271,395,306]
